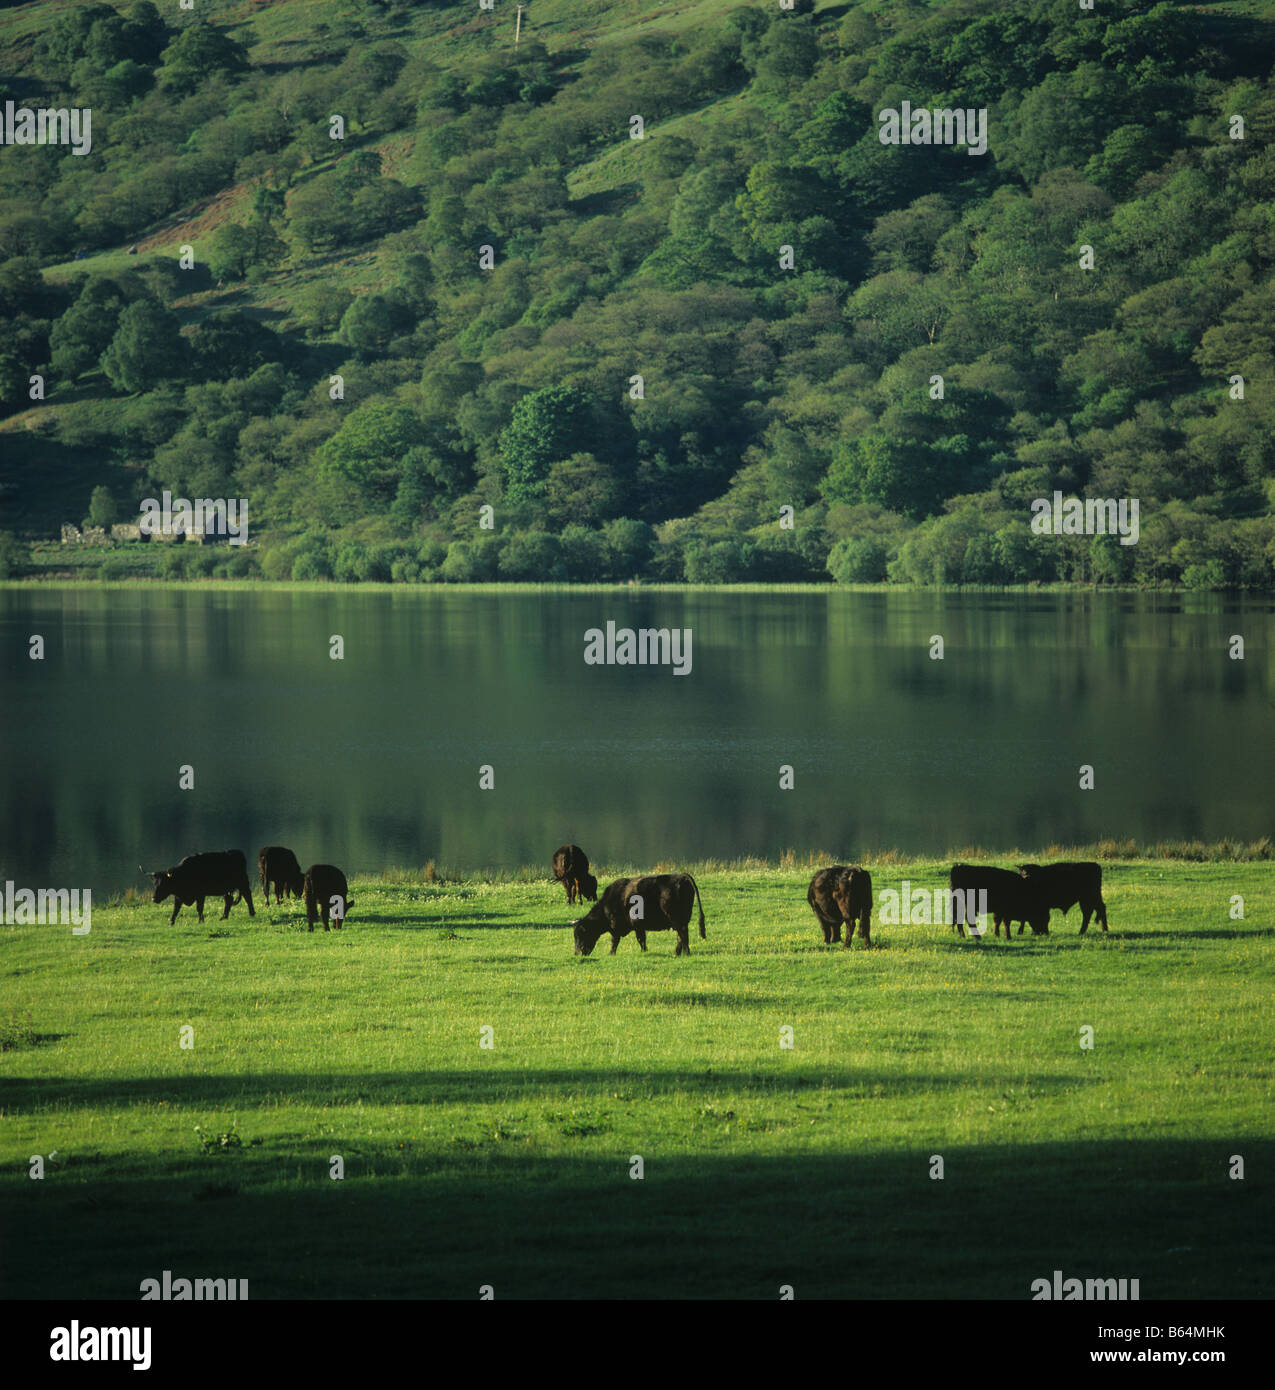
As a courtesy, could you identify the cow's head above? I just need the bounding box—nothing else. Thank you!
[143,865,173,903]
[1015,866,1051,935]
[572,907,607,956]
[287,870,306,899]
[579,872,598,903]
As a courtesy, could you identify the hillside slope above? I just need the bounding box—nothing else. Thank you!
[3,0,1275,589]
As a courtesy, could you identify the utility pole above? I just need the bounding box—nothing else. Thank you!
[515,4,524,47]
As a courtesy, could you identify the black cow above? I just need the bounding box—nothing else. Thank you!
[572,873,706,956]
[807,866,874,948]
[949,864,1050,939]
[144,850,255,925]
[1017,862,1108,933]
[259,845,304,906]
[553,844,597,905]
[304,864,353,932]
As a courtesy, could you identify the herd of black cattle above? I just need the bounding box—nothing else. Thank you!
[140,843,1110,954]
[142,848,351,932]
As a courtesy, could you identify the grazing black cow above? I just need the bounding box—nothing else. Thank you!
[143,850,255,925]
[807,866,874,948]
[1017,862,1108,933]
[949,864,1050,939]
[258,846,304,906]
[553,844,597,905]
[572,873,706,956]
[303,864,353,932]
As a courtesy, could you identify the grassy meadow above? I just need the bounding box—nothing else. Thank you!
[1,856,1272,1300]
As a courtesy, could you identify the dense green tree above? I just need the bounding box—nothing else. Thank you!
[190,311,284,381]
[559,524,610,581]
[100,301,184,395]
[85,486,119,530]
[825,433,976,519]
[316,401,426,509]
[498,530,565,580]
[753,16,818,89]
[35,4,130,81]
[543,453,623,528]
[602,518,657,578]
[390,448,445,529]
[337,294,414,359]
[157,23,248,86]
[51,278,134,381]
[294,284,354,336]
[827,536,890,584]
[499,385,594,503]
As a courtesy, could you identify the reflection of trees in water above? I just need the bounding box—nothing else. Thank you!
[5,590,1272,890]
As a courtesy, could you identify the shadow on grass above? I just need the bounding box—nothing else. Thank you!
[2,1138,1268,1300]
[0,1065,1094,1113]
[944,928,1275,948]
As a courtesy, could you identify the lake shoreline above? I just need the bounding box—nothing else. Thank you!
[0,577,1247,595]
[101,843,1274,906]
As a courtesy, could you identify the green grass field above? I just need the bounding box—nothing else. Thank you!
[2,858,1271,1300]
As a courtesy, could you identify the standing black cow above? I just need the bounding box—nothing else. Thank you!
[1017,862,1108,933]
[807,866,874,948]
[572,873,706,956]
[949,864,1050,939]
[553,844,597,905]
[259,846,305,906]
[144,850,255,925]
[304,864,353,932]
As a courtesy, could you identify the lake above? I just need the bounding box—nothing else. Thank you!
[2,585,1272,897]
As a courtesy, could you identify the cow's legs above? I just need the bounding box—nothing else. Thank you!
[609,932,620,954]
[169,901,181,925]
[1098,897,1108,931]
[675,929,689,956]
[221,893,233,920]
[858,909,871,948]
[634,929,647,951]
[1079,905,1091,934]
[195,896,206,923]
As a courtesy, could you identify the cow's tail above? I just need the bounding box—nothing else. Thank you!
[688,874,706,939]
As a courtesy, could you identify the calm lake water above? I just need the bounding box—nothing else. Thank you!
[2,586,1272,896]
